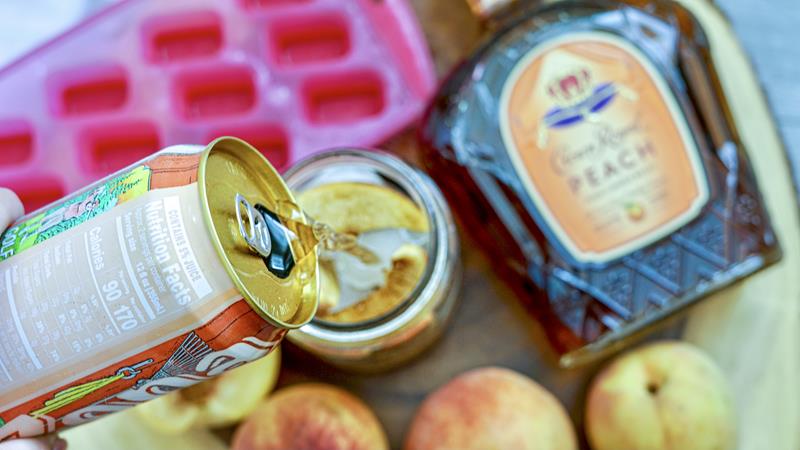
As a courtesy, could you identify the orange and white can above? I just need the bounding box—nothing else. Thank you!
[0,137,318,440]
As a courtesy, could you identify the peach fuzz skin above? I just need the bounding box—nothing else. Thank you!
[232,383,388,450]
[585,341,736,450]
[405,367,577,450]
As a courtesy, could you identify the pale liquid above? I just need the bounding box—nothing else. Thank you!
[273,199,380,264]
[271,199,427,314]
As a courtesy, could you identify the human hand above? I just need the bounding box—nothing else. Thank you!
[0,188,22,230]
[0,189,66,450]
[0,436,66,450]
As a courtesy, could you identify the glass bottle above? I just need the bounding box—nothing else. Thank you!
[419,0,781,366]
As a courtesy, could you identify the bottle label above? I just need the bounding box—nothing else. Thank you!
[500,31,709,264]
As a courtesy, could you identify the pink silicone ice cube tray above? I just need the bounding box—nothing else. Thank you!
[0,0,436,212]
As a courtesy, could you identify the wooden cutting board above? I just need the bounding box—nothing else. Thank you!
[678,2,800,449]
[282,1,800,450]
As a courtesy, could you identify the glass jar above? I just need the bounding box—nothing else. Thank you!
[284,150,462,372]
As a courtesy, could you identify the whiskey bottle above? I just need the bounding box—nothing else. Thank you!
[419,0,781,366]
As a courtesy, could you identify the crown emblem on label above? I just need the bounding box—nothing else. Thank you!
[546,68,593,107]
[511,48,641,150]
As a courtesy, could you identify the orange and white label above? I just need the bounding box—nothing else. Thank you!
[0,184,237,405]
[500,32,709,264]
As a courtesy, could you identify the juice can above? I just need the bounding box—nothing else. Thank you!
[0,137,319,440]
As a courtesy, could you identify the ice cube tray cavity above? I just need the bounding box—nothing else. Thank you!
[0,0,436,213]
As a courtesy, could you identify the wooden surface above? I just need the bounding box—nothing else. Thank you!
[278,1,800,450]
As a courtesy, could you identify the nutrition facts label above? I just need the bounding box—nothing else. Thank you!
[0,184,233,396]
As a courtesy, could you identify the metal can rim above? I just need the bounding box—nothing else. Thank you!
[197,136,319,329]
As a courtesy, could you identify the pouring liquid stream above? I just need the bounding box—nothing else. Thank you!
[272,199,381,265]
[273,199,427,314]
[235,192,380,267]
[237,193,418,314]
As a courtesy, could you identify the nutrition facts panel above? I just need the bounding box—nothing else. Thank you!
[0,185,231,395]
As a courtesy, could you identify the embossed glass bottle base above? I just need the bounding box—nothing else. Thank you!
[420,0,781,366]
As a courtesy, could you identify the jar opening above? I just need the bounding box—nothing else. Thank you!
[284,150,441,331]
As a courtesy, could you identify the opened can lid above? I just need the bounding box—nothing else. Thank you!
[198,137,319,329]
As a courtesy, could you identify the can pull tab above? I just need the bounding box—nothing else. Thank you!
[235,193,296,279]
[235,193,272,258]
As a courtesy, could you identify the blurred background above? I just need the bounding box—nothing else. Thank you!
[2,0,798,172]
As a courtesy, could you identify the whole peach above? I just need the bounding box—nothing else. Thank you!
[585,341,736,450]
[136,346,281,433]
[232,383,388,450]
[405,367,577,450]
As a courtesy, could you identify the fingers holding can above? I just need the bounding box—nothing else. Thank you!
[0,435,67,450]
[0,187,23,230]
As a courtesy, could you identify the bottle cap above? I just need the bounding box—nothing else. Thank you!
[466,0,516,20]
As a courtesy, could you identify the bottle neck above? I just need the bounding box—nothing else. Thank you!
[466,0,517,19]
[468,0,567,25]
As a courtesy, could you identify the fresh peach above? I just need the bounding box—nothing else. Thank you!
[405,367,577,450]
[585,341,736,450]
[232,383,389,450]
[63,407,227,450]
[136,346,281,433]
